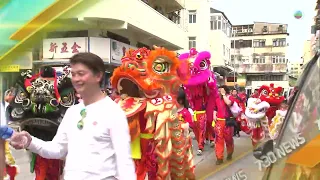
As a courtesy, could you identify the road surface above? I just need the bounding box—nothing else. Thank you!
[12,132,253,180]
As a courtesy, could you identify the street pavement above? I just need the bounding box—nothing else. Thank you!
[11,132,252,180]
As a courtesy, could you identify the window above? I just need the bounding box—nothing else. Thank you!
[222,19,226,31]
[240,56,250,64]
[253,39,266,47]
[253,56,266,64]
[239,40,252,48]
[272,38,286,47]
[227,24,231,37]
[272,56,287,64]
[189,10,196,23]
[223,44,226,56]
[248,75,283,81]
[218,17,221,29]
[211,16,222,30]
[231,40,252,48]
[189,37,196,49]
[210,20,214,30]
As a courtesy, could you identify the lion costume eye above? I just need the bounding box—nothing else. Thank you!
[261,89,268,95]
[199,59,208,70]
[152,62,170,73]
[136,52,142,60]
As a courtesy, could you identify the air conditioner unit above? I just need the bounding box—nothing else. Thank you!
[248,29,253,32]
[278,26,283,31]
[262,27,268,32]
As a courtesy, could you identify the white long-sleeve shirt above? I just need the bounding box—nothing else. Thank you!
[28,97,136,180]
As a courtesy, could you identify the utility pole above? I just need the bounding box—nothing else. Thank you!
[232,31,236,87]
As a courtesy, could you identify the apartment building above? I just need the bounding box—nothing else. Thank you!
[182,0,232,67]
[302,40,312,65]
[289,62,303,78]
[229,22,290,91]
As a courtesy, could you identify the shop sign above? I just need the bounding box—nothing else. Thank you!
[43,37,88,59]
[110,39,136,65]
[0,65,20,72]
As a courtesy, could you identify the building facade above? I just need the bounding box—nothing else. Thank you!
[181,0,232,67]
[302,40,312,65]
[0,0,189,99]
[209,8,232,66]
[229,22,290,91]
[289,62,303,78]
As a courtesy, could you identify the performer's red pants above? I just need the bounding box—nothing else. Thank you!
[35,155,61,180]
[251,126,266,148]
[134,138,157,180]
[214,120,234,159]
[205,118,215,142]
[193,112,206,150]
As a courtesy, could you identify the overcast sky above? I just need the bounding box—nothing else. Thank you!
[211,0,314,63]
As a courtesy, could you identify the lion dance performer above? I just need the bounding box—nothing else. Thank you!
[111,47,158,180]
[179,48,218,155]
[111,46,195,180]
[268,102,288,140]
[258,83,284,124]
[245,98,270,147]
[4,66,77,180]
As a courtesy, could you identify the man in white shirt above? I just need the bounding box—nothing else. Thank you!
[10,52,136,180]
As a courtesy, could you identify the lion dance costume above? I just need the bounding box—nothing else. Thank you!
[245,83,285,147]
[258,83,284,124]
[111,46,195,180]
[245,98,270,147]
[4,66,77,180]
[179,48,218,154]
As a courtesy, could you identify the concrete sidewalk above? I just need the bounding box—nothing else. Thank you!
[11,132,252,180]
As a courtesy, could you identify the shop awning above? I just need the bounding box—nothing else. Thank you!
[0,0,85,62]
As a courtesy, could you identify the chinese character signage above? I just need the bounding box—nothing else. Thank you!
[0,65,20,72]
[110,39,136,65]
[43,37,88,59]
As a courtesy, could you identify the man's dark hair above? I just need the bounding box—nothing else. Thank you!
[70,52,106,84]
[232,88,238,92]
[219,85,230,94]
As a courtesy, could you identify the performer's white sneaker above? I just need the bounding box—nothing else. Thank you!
[210,141,215,148]
[197,149,203,155]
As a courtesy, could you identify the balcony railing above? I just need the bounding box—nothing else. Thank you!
[234,64,287,73]
[234,30,288,37]
[140,0,182,25]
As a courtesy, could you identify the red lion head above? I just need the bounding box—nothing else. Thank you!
[258,83,284,106]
